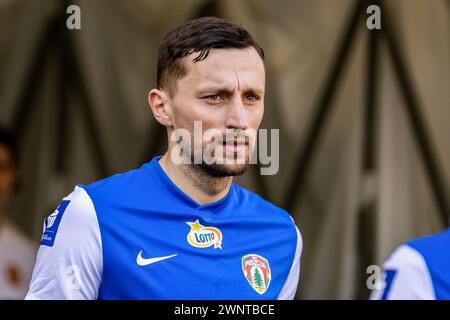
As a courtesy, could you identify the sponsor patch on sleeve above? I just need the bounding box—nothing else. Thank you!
[41,200,70,247]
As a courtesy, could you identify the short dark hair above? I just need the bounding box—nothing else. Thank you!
[0,126,19,167]
[157,16,265,96]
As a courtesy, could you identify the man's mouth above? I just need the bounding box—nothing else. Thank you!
[222,140,248,153]
[222,140,247,145]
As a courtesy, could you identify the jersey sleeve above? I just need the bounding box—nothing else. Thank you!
[25,186,102,300]
[370,244,435,300]
[277,225,302,300]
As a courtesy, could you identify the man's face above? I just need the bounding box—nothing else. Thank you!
[0,145,16,206]
[167,47,265,177]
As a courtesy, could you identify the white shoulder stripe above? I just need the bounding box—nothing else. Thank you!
[370,244,435,300]
[277,224,302,300]
[26,186,103,300]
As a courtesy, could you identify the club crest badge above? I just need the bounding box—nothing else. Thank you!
[242,254,271,294]
[186,219,222,249]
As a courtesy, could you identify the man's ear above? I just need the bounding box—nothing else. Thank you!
[148,88,173,127]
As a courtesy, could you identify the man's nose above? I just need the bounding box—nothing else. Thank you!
[225,96,249,130]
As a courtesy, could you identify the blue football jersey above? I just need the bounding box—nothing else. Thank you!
[26,156,302,299]
[371,228,450,300]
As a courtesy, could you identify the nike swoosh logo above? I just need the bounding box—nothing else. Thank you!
[136,250,178,266]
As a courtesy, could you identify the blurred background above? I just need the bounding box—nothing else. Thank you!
[0,0,448,299]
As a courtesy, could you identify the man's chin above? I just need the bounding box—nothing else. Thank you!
[196,162,250,177]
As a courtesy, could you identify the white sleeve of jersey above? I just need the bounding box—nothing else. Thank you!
[25,186,102,300]
[370,244,435,300]
[277,225,302,300]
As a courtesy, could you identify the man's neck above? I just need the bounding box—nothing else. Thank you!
[158,153,232,205]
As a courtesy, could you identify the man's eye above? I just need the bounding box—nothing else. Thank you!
[205,94,221,101]
[246,95,258,103]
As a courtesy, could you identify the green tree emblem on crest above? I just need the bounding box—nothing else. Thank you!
[253,268,265,291]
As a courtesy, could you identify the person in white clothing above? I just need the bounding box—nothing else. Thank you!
[0,127,36,299]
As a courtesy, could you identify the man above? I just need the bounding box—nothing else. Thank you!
[370,228,450,300]
[26,17,302,300]
[0,127,36,299]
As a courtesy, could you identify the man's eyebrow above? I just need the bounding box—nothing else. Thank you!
[196,87,264,96]
[196,87,234,96]
[243,88,264,96]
